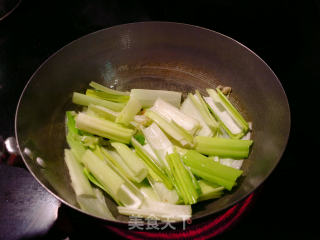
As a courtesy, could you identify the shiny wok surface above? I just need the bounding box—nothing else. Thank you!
[15,22,290,224]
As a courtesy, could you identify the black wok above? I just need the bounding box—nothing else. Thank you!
[15,22,290,225]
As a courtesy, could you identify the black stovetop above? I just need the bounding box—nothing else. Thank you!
[0,0,319,239]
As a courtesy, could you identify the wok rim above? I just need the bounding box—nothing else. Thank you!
[15,21,291,226]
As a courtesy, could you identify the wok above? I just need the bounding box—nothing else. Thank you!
[15,22,290,225]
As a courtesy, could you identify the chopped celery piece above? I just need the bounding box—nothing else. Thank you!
[151,98,200,135]
[182,150,243,190]
[64,149,94,197]
[75,113,135,144]
[110,142,148,183]
[189,91,219,132]
[86,89,129,103]
[131,138,173,189]
[145,110,193,147]
[194,136,253,159]
[115,97,142,126]
[198,180,224,202]
[205,88,249,139]
[130,89,182,108]
[82,150,143,208]
[166,152,198,204]
[99,147,137,182]
[135,179,160,201]
[180,97,213,137]
[88,104,118,121]
[133,114,151,127]
[72,92,125,112]
[66,111,79,137]
[89,81,130,96]
[133,133,145,145]
[148,177,179,204]
[77,188,115,220]
[142,123,174,169]
[219,158,244,170]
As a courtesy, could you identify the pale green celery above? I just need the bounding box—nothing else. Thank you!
[89,81,130,96]
[117,203,191,222]
[143,143,163,167]
[142,123,174,170]
[194,136,253,159]
[180,97,213,137]
[185,166,202,196]
[145,110,193,147]
[72,92,125,112]
[99,147,137,182]
[148,176,180,204]
[135,179,160,201]
[77,188,115,220]
[151,98,200,135]
[82,150,143,208]
[131,138,173,189]
[64,149,94,197]
[166,153,198,204]
[75,113,135,144]
[219,158,244,170]
[110,142,148,183]
[174,146,188,156]
[205,88,249,139]
[182,150,243,190]
[88,104,118,121]
[198,180,224,202]
[86,89,130,103]
[130,89,182,108]
[115,97,142,126]
[189,91,219,132]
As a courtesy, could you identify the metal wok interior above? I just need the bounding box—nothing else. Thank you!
[15,22,290,224]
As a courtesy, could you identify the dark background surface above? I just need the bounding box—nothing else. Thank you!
[0,0,318,239]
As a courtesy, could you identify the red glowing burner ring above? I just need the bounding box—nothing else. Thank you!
[106,193,255,240]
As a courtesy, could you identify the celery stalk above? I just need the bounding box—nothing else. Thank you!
[148,177,180,204]
[86,89,129,103]
[77,188,115,220]
[194,136,253,159]
[205,88,249,139]
[151,98,200,135]
[110,142,148,183]
[88,104,118,121]
[145,110,193,147]
[115,97,142,126]
[189,91,219,132]
[142,123,174,169]
[131,138,173,189]
[198,180,224,202]
[82,150,143,208]
[72,92,125,112]
[167,153,198,204]
[130,89,182,108]
[89,81,130,96]
[64,149,94,197]
[75,113,135,144]
[182,150,243,190]
[180,97,213,137]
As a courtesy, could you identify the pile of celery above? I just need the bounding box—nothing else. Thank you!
[64,81,253,221]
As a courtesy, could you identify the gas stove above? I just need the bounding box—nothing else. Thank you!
[0,0,318,239]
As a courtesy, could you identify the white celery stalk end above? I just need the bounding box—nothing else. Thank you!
[110,142,148,183]
[81,150,144,208]
[151,98,200,135]
[116,97,142,126]
[77,188,115,220]
[142,123,174,170]
[64,149,94,197]
[130,89,182,108]
[180,97,213,137]
[205,88,249,139]
[144,110,193,147]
